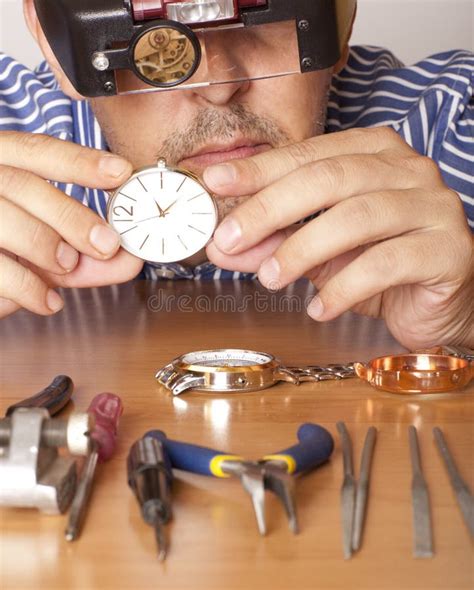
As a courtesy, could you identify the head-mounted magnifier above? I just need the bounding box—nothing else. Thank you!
[34,0,356,97]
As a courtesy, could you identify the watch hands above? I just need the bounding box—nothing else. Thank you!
[161,198,180,215]
[136,198,181,224]
[155,200,166,217]
[136,214,161,224]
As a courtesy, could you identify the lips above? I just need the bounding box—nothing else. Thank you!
[179,142,272,171]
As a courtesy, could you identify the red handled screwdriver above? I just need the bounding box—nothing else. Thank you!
[65,392,123,541]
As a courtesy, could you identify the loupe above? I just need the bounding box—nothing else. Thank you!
[131,21,201,88]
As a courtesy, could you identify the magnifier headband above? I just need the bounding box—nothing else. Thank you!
[34,0,356,97]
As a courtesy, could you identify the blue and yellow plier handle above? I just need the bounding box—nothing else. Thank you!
[146,423,334,535]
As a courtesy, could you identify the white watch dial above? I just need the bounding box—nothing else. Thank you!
[181,349,274,368]
[107,161,217,263]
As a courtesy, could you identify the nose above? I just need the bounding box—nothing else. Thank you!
[190,32,250,106]
[191,79,250,106]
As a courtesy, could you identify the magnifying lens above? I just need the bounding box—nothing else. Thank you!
[131,21,201,88]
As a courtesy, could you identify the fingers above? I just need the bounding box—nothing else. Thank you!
[212,151,422,254]
[0,132,132,189]
[38,249,144,289]
[0,253,63,315]
[204,127,408,197]
[306,233,448,322]
[0,165,121,260]
[256,189,434,289]
[0,297,20,319]
[206,228,295,274]
[0,198,79,274]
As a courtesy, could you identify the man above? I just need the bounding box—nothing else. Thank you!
[0,0,473,351]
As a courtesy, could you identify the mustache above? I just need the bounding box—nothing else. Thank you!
[157,103,290,165]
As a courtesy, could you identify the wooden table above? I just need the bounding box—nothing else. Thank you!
[0,281,473,590]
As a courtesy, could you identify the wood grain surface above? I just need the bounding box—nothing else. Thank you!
[0,280,472,590]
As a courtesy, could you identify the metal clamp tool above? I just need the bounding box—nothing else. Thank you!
[146,423,334,536]
[0,408,92,514]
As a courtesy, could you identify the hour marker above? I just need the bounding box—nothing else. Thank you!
[160,172,164,190]
[120,225,138,235]
[139,234,150,250]
[188,224,206,235]
[192,212,213,215]
[162,238,165,255]
[177,177,187,192]
[113,219,134,222]
[177,234,188,250]
[137,177,148,192]
[119,192,137,202]
[187,192,206,202]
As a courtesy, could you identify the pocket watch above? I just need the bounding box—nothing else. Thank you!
[107,159,218,263]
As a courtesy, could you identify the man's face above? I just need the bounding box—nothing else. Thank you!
[90,68,333,218]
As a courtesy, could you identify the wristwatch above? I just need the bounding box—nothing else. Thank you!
[107,158,217,263]
[155,346,473,396]
[155,349,356,396]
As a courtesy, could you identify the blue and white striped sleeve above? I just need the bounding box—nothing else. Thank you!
[436,58,474,230]
[328,47,474,230]
[0,53,73,136]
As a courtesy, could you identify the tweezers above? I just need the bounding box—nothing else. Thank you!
[336,422,377,559]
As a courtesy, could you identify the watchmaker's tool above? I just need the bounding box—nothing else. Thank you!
[127,435,173,561]
[336,422,377,559]
[408,426,433,558]
[352,427,377,551]
[156,347,474,396]
[65,392,123,542]
[0,408,91,514]
[433,427,474,538]
[147,423,334,536]
[5,375,74,417]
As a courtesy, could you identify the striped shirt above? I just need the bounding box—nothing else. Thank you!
[1,45,473,281]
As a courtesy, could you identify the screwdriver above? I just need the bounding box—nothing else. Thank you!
[65,392,123,541]
[127,436,173,561]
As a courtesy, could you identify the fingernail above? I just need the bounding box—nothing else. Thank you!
[258,257,281,291]
[56,241,79,272]
[214,218,242,252]
[99,155,130,178]
[204,164,237,188]
[307,296,324,319]
[47,289,64,312]
[90,224,120,255]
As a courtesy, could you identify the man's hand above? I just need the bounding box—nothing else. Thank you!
[204,127,474,350]
[0,132,144,319]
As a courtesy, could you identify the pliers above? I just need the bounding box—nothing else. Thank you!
[146,423,334,535]
[5,375,74,417]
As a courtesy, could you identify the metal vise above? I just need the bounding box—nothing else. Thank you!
[0,408,92,514]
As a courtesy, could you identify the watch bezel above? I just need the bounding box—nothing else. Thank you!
[174,349,278,374]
